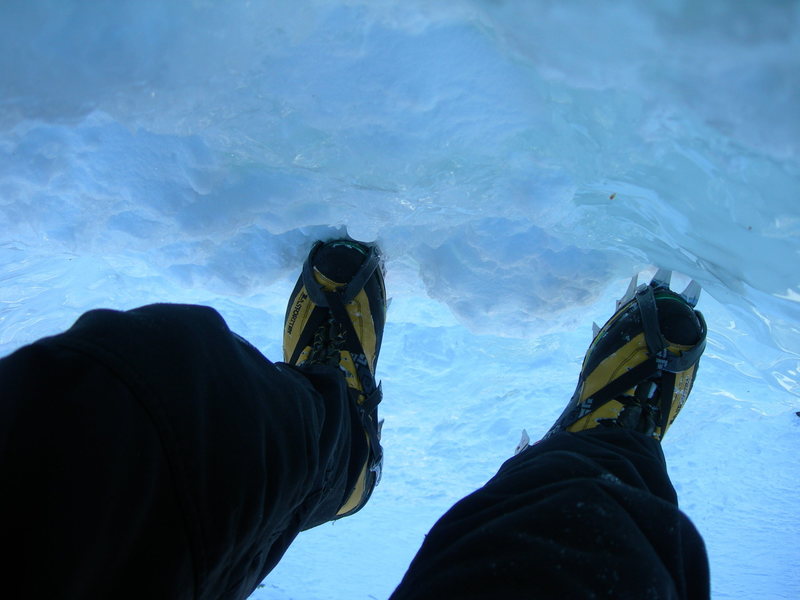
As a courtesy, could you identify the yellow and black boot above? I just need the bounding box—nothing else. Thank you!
[283,238,387,518]
[545,270,707,441]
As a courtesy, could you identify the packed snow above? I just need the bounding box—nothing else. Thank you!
[1,1,798,598]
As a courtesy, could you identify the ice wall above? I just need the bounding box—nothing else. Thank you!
[1,1,798,598]
[2,1,798,360]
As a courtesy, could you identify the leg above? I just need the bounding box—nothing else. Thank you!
[391,429,709,599]
[393,272,710,599]
[0,303,362,599]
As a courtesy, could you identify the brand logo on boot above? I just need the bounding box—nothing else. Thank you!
[286,292,308,335]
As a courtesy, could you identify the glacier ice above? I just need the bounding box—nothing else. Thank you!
[1,1,798,598]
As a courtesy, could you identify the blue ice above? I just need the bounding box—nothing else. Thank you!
[1,1,798,598]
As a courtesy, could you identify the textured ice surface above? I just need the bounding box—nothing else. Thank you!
[1,1,798,598]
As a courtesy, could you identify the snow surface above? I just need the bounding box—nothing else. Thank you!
[1,1,798,598]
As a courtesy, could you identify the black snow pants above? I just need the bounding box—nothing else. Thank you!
[0,304,709,599]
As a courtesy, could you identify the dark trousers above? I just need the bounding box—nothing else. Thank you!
[391,431,709,599]
[0,304,709,599]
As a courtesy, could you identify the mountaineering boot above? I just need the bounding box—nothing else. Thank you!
[283,238,387,518]
[545,270,707,441]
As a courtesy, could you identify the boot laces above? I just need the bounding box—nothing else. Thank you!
[306,317,346,367]
[598,379,661,435]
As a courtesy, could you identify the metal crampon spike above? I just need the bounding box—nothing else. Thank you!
[616,274,639,310]
[592,321,601,339]
[650,268,672,290]
[514,429,531,456]
[680,280,702,307]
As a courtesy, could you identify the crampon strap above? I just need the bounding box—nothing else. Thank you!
[635,284,707,373]
[324,288,384,481]
[580,285,706,420]
[301,243,382,307]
